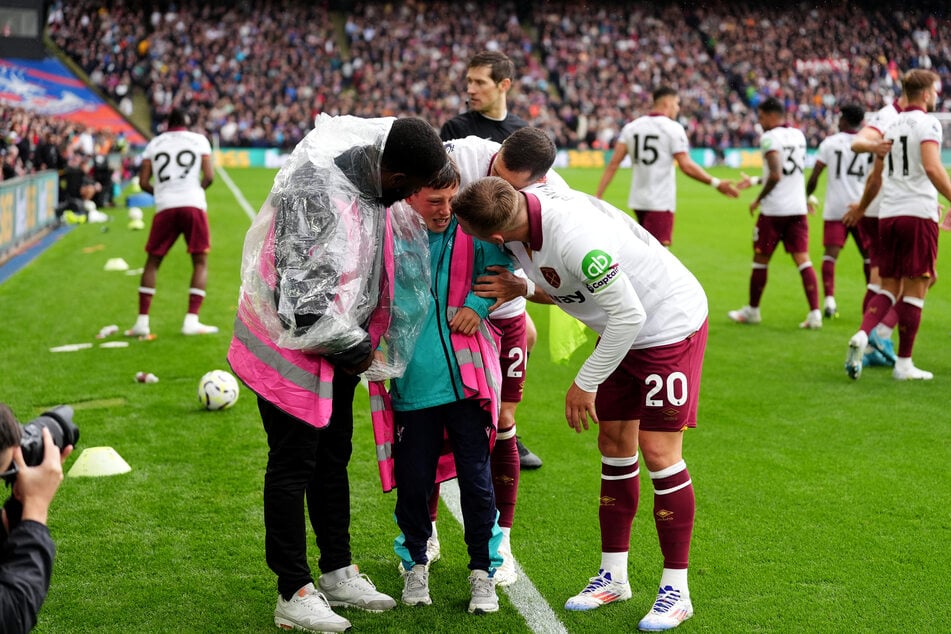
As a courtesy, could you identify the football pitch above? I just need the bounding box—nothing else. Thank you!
[1,165,949,633]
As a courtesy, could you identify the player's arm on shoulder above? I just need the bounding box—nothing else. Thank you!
[594,139,628,199]
[852,126,891,157]
[843,156,883,226]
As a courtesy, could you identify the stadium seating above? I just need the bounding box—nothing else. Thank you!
[42,0,951,150]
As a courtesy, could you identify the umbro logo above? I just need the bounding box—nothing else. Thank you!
[655,509,674,521]
[599,495,616,506]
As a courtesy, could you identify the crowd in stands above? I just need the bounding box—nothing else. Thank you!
[42,0,951,151]
[0,105,129,208]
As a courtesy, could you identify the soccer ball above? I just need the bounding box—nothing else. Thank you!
[198,370,240,410]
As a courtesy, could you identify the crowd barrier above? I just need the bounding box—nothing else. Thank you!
[0,170,59,263]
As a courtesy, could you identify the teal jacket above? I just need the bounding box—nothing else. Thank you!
[390,217,512,411]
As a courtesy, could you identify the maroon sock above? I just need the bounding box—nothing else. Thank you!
[821,257,835,299]
[860,292,895,334]
[799,263,819,311]
[862,287,877,313]
[651,462,695,569]
[491,432,520,529]
[138,287,155,315]
[896,298,923,358]
[187,288,205,315]
[881,304,900,330]
[599,456,639,553]
[750,265,768,307]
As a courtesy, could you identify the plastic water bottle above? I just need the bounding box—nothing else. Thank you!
[135,372,159,384]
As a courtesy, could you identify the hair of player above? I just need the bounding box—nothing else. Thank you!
[383,117,449,181]
[902,69,940,99]
[499,127,556,182]
[425,157,461,191]
[167,108,190,128]
[839,104,865,129]
[653,85,678,103]
[758,97,784,115]
[468,50,515,84]
[0,403,22,452]
[451,176,520,235]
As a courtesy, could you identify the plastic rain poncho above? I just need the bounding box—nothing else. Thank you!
[236,114,430,379]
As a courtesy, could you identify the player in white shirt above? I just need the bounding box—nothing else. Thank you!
[595,86,738,246]
[731,97,822,329]
[842,94,910,364]
[845,70,951,381]
[805,104,873,319]
[453,176,708,632]
[423,128,567,586]
[125,109,217,337]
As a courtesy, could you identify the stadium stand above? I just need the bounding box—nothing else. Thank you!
[37,0,951,150]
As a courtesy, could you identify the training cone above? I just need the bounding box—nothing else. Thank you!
[104,258,130,272]
[67,447,132,477]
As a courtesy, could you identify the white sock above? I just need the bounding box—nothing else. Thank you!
[600,552,628,583]
[183,313,199,327]
[135,315,149,329]
[659,567,689,595]
[875,324,893,339]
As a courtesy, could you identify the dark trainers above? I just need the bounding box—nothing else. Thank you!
[516,436,542,470]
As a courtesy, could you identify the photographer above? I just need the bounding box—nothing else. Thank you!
[0,404,73,634]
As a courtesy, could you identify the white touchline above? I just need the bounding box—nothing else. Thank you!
[216,166,257,221]
[440,479,570,634]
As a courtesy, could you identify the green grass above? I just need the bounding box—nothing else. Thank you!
[1,165,949,633]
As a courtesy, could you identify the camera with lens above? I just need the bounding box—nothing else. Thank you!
[1,405,79,485]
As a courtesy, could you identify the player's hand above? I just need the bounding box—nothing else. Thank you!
[842,202,864,227]
[473,266,526,310]
[873,139,893,159]
[807,194,819,215]
[449,307,481,336]
[565,382,598,433]
[736,172,754,191]
[749,198,760,215]
[717,180,740,198]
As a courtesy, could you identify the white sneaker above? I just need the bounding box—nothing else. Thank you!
[637,585,694,631]
[467,569,499,614]
[317,565,396,612]
[846,331,867,380]
[494,536,518,587]
[893,360,934,381]
[727,305,761,324]
[799,309,822,330]
[426,524,441,566]
[274,583,351,633]
[182,320,219,335]
[401,564,432,607]
[823,296,838,319]
[564,569,632,611]
[125,324,150,337]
